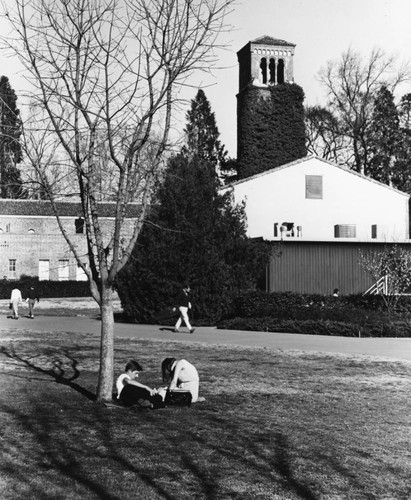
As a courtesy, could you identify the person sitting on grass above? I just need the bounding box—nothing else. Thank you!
[161,357,200,403]
[116,360,164,409]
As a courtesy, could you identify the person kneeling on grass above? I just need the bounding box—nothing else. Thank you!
[116,360,164,409]
[161,357,200,403]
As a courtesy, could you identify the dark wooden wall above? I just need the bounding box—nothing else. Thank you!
[267,241,411,295]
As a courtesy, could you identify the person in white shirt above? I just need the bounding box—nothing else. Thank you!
[10,288,22,320]
[116,360,164,409]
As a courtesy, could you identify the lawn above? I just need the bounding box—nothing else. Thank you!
[0,328,410,499]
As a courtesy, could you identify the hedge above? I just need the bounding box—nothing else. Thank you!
[0,276,91,299]
[216,291,411,337]
[216,316,411,338]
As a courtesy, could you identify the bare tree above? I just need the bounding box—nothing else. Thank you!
[318,48,410,173]
[1,0,234,401]
[359,245,411,314]
[305,105,350,164]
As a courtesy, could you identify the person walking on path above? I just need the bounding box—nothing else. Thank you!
[26,286,40,318]
[10,288,22,320]
[173,285,195,333]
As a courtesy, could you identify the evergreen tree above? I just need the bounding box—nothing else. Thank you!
[367,86,400,184]
[184,89,226,165]
[117,92,269,323]
[0,76,24,198]
[391,94,411,193]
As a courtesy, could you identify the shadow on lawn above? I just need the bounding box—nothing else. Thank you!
[175,411,318,500]
[0,345,95,401]
[0,347,322,498]
[0,399,319,500]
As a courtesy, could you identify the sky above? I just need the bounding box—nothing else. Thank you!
[1,0,411,157]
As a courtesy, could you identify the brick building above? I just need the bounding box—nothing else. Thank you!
[0,199,138,281]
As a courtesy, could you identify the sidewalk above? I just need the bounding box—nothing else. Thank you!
[1,313,411,362]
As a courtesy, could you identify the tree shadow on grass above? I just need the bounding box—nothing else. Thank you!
[173,410,319,500]
[0,345,95,401]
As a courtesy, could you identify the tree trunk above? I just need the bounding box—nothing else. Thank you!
[96,284,114,402]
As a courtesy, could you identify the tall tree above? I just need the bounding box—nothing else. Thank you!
[184,89,226,165]
[318,48,410,173]
[2,0,234,402]
[183,89,239,184]
[367,86,400,184]
[118,91,268,323]
[391,93,411,193]
[0,76,24,198]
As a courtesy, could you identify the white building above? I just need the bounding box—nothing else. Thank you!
[227,155,410,243]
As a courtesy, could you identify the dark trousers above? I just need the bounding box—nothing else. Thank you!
[119,384,164,408]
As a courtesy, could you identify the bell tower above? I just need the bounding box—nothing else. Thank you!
[236,36,305,180]
[237,35,296,92]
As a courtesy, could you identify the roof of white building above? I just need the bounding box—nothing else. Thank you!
[226,155,410,198]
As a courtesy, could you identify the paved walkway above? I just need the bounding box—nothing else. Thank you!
[1,313,411,362]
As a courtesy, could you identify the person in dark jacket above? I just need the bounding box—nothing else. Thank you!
[26,286,40,319]
[173,285,195,333]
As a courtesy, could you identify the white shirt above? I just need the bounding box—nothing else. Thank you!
[116,373,131,399]
[11,289,22,302]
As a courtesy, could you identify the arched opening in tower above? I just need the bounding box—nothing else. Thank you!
[277,59,285,84]
[269,58,276,83]
[260,58,267,84]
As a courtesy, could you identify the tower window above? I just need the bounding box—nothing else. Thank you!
[277,59,285,84]
[260,58,267,84]
[269,58,276,83]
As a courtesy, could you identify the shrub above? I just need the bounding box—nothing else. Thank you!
[217,291,411,337]
[0,276,90,299]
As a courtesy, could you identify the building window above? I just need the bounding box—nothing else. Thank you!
[75,218,84,234]
[334,224,356,238]
[58,260,70,281]
[39,260,50,281]
[305,175,323,199]
[9,259,16,279]
[260,57,267,84]
[269,58,276,83]
[277,59,285,84]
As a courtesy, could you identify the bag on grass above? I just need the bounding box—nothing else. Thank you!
[165,389,192,407]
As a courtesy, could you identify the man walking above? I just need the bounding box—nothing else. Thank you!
[10,288,22,320]
[173,285,195,333]
[26,286,40,318]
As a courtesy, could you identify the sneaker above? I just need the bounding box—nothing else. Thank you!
[190,328,195,333]
[174,329,180,333]
[137,399,153,409]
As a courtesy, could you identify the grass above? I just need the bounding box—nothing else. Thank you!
[1,327,411,500]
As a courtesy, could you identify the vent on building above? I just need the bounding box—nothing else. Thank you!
[371,224,377,239]
[305,175,323,199]
[334,224,356,238]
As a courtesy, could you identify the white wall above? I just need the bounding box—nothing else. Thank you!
[230,157,410,242]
